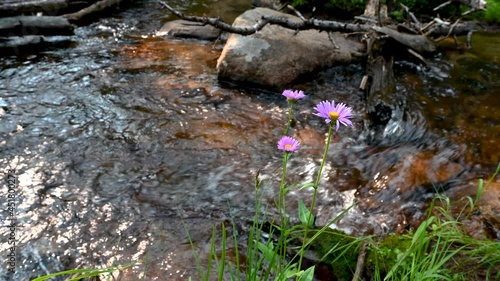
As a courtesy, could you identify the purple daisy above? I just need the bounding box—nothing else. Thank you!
[313,100,353,131]
[277,136,300,152]
[282,89,306,100]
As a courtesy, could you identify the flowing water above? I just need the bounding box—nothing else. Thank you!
[0,0,499,280]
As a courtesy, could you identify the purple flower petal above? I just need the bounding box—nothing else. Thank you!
[313,100,353,131]
[277,136,300,152]
[282,89,306,100]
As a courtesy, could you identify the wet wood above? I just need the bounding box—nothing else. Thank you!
[63,0,124,22]
[0,0,96,17]
[364,0,379,19]
[368,55,395,97]
[372,26,437,53]
[0,16,74,37]
[352,241,368,281]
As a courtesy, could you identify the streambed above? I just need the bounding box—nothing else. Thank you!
[0,0,499,280]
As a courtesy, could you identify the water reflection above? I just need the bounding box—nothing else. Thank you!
[0,1,499,280]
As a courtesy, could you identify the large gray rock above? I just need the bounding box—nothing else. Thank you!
[216,8,366,89]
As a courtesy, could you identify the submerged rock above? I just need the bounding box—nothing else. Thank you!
[156,19,221,41]
[358,147,465,213]
[216,7,366,89]
[455,181,500,240]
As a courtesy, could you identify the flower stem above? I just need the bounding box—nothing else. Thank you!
[297,122,334,274]
[284,101,294,136]
[278,152,289,271]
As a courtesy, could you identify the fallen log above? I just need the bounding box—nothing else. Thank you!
[372,26,437,53]
[156,0,480,53]
[0,0,96,17]
[0,16,74,37]
[63,0,124,22]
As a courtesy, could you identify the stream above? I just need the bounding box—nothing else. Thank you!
[0,0,499,280]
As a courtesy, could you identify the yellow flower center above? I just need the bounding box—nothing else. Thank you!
[329,111,339,120]
[284,144,293,150]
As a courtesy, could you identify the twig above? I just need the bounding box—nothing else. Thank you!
[422,18,450,37]
[407,48,427,65]
[446,19,460,38]
[434,0,452,11]
[157,0,477,38]
[354,16,378,24]
[327,32,339,49]
[63,0,123,21]
[359,75,369,90]
[466,30,474,49]
[453,34,460,48]
[351,241,367,281]
[286,4,306,21]
[157,0,369,34]
[399,3,420,28]
[157,0,269,35]
[420,20,435,33]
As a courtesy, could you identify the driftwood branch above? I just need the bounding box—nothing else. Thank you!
[0,0,96,17]
[372,26,436,53]
[285,4,306,21]
[0,16,74,37]
[157,1,270,35]
[157,0,479,42]
[63,0,124,22]
[157,0,375,34]
[400,3,420,28]
[434,0,487,15]
[351,241,368,281]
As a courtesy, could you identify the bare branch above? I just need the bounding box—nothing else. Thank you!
[285,4,306,21]
[407,48,427,64]
[354,16,379,24]
[157,0,478,43]
[63,0,124,21]
[434,1,453,11]
[372,25,437,53]
[466,30,474,48]
[352,241,368,281]
[400,3,420,28]
[157,0,269,35]
[264,16,371,33]
[434,0,487,15]
[157,0,372,34]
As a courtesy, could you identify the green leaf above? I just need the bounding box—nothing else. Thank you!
[299,182,316,190]
[283,264,299,279]
[475,178,484,203]
[298,266,315,281]
[298,200,313,227]
[31,264,136,281]
[257,241,276,264]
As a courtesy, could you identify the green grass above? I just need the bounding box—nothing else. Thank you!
[485,0,500,23]
[366,163,500,281]
[33,172,499,281]
[34,90,499,281]
[31,263,136,281]
[194,163,500,281]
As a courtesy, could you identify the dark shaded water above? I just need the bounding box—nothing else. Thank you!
[0,1,499,280]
